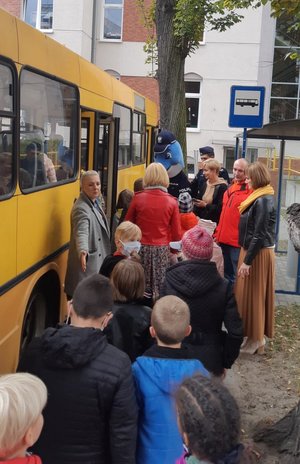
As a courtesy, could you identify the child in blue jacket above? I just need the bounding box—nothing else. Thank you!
[132,295,209,464]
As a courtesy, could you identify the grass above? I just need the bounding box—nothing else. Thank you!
[270,304,300,353]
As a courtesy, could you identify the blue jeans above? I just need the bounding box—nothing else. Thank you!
[220,244,240,286]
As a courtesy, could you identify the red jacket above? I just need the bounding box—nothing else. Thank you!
[1,456,42,464]
[125,189,181,245]
[215,181,252,247]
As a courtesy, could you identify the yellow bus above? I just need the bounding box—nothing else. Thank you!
[0,8,157,374]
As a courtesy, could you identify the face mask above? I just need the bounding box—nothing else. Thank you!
[120,240,141,257]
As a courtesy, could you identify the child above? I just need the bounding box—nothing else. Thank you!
[0,372,47,463]
[178,192,199,235]
[175,374,249,464]
[133,177,144,193]
[100,220,142,278]
[105,259,152,362]
[132,295,209,464]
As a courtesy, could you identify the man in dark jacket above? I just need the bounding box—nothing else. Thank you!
[160,225,243,376]
[18,274,137,464]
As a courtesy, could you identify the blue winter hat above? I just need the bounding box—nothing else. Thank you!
[154,130,176,154]
[199,146,214,156]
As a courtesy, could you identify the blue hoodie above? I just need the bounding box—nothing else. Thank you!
[132,345,209,464]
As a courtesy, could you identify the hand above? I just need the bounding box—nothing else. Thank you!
[238,262,251,278]
[193,199,207,208]
[80,251,87,272]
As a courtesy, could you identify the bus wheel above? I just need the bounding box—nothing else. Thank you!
[21,289,47,352]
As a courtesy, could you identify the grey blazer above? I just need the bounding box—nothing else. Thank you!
[64,192,111,297]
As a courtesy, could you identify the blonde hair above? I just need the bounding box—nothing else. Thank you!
[248,162,271,189]
[203,158,220,175]
[0,373,47,458]
[114,221,142,243]
[80,170,99,187]
[143,163,169,188]
[151,296,190,344]
[111,259,145,302]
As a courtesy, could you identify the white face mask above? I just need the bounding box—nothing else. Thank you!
[120,240,141,257]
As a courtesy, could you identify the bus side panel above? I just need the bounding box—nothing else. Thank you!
[117,165,146,194]
[0,254,68,374]
[0,10,18,62]
[16,183,78,274]
[0,197,17,285]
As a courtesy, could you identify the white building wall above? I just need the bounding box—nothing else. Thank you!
[47,2,276,166]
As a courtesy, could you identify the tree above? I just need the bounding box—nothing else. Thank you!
[139,0,300,156]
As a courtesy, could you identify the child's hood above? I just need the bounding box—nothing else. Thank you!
[133,356,205,395]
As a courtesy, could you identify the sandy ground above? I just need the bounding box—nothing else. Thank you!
[224,341,300,463]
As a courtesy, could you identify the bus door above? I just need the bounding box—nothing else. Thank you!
[81,111,95,172]
[81,111,116,224]
[94,115,116,226]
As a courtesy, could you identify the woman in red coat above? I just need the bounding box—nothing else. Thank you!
[126,163,181,299]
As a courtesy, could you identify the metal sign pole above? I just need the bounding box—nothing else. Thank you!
[242,128,247,158]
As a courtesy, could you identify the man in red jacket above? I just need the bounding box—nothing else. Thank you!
[215,158,251,285]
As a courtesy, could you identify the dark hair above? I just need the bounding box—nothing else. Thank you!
[72,274,113,318]
[175,375,242,463]
[110,259,145,302]
[116,189,133,209]
[133,177,144,192]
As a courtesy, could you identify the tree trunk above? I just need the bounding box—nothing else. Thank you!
[253,401,300,462]
[155,0,187,158]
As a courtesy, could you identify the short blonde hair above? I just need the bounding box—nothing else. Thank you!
[0,373,47,458]
[143,163,169,188]
[248,162,271,189]
[114,221,142,243]
[203,159,220,175]
[151,296,190,344]
[111,259,145,302]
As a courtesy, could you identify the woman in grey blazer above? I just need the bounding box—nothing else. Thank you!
[64,170,111,297]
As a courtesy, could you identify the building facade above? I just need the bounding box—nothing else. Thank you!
[1,0,299,171]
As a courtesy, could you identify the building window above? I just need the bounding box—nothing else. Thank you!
[24,0,53,31]
[101,0,123,41]
[185,73,202,131]
[270,15,300,122]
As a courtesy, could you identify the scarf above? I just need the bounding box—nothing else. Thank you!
[238,184,274,214]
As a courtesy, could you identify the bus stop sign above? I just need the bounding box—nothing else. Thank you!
[229,85,265,128]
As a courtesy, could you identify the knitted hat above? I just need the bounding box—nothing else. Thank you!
[178,192,193,213]
[181,225,213,260]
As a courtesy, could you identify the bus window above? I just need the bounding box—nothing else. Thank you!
[132,112,146,165]
[0,63,14,197]
[19,69,78,190]
[113,104,131,168]
[81,118,89,171]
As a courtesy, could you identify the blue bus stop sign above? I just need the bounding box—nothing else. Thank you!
[229,85,265,128]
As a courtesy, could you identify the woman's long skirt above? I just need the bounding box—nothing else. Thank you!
[140,245,170,301]
[235,247,275,341]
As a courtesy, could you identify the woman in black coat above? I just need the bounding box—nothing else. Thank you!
[160,225,243,376]
[105,259,152,362]
[193,159,228,224]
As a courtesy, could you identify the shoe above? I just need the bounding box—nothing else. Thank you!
[240,338,265,355]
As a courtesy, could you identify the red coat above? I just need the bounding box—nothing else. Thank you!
[1,456,42,464]
[215,181,252,247]
[125,189,181,245]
